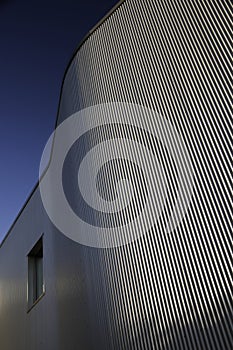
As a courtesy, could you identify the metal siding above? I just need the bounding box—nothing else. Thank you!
[0,0,232,349]
[57,0,232,348]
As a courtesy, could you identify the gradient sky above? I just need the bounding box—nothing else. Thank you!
[0,0,118,243]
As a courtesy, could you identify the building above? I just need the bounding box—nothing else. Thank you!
[0,0,232,349]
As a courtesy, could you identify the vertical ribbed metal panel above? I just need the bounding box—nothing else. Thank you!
[57,0,232,349]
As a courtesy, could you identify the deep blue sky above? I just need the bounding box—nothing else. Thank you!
[0,0,118,243]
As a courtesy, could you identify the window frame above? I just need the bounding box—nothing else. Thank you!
[27,235,45,312]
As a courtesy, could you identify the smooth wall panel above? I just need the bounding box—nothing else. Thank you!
[0,191,100,350]
[0,189,62,350]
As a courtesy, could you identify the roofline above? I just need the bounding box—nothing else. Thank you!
[0,0,125,248]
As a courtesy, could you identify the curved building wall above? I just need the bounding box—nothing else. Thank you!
[0,1,232,350]
[56,0,232,349]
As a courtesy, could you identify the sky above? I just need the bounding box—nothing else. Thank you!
[0,0,119,243]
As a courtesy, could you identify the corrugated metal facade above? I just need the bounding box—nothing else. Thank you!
[57,0,232,348]
[0,0,232,349]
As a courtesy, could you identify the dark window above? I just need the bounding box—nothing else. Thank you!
[27,237,44,309]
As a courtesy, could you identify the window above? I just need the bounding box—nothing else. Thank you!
[27,236,44,310]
